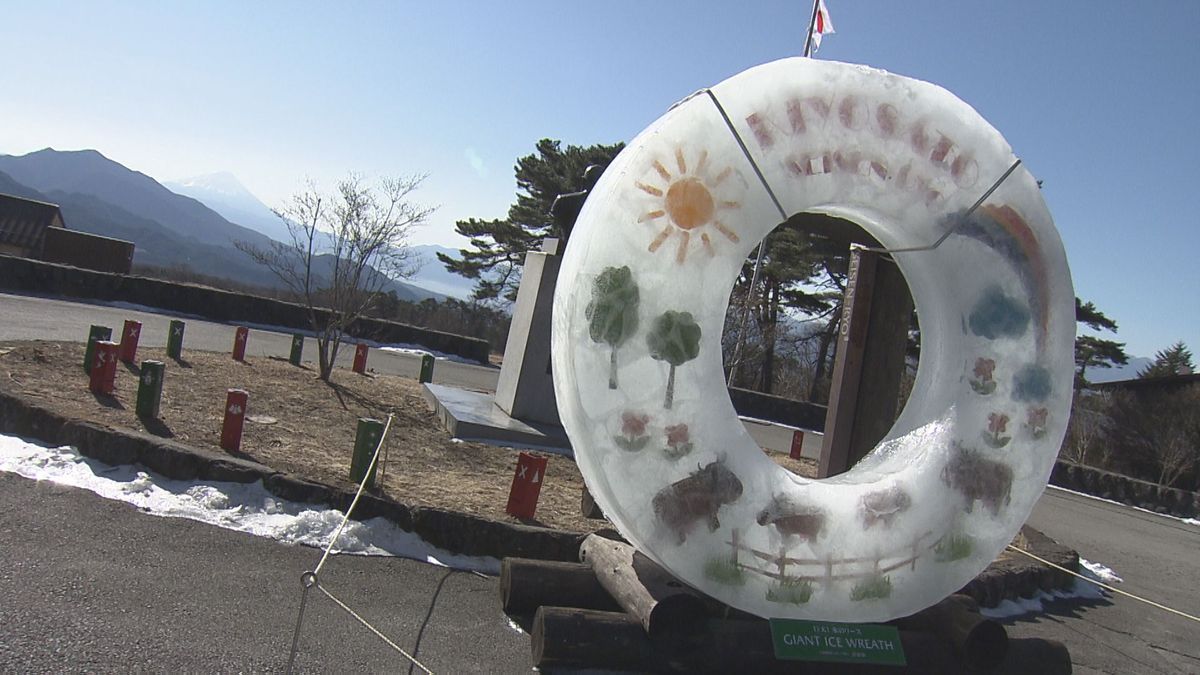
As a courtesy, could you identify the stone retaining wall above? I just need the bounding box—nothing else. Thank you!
[1050,460,1199,518]
[0,254,490,364]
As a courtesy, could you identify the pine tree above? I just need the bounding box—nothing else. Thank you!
[1074,297,1129,387]
[1139,341,1195,378]
[439,139,624,304]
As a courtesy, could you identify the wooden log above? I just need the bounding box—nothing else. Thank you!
[579,533,708,637]
[989,638,1071,675]
[891,594,1007,670]
[533,605,963,674]
[581,484,605,519]
[499,557,619,615]
[532,606,664,673]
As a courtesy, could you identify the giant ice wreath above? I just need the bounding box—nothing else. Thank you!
[551,58,1073,622]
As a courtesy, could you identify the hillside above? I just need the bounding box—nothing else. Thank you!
[0,150,438,302]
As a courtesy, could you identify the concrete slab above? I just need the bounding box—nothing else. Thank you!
[424,383,825,463]
[422,383,573,456]
[741,416,823,460]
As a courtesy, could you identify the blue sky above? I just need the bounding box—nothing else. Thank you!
[2,1,1196,358]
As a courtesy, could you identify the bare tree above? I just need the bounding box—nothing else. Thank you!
[236,174,435,381]
[1060,391,1113,466]
[1107,385,1200,489]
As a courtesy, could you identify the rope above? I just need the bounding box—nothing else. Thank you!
[1005,544,1200,624]
[288,413,438,673]
[316,581,434,674]
[314,413,395,576]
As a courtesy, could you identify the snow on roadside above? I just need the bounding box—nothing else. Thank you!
[0,434,499,574]
[980,556,1117,619]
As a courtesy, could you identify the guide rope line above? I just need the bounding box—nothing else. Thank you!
[314,413,395,576]
[1004,544,1200,624]
[316,581,434,674]
[288,413,436,673]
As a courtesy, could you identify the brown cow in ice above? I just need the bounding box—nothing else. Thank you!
[652,460,743,545]
[859,485,912,529]
[756,493,826,543]
[941,445,1013,516]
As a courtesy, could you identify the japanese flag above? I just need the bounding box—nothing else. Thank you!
[810,0,835,54]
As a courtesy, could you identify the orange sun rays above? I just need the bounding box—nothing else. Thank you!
[638,148,741,263]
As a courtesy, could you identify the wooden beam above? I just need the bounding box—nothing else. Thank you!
[579,534,708,637]
[500,558,619,615]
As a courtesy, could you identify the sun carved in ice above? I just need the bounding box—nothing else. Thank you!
[636,147,743,264]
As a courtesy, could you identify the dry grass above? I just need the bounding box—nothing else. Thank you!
[0,340,821,534]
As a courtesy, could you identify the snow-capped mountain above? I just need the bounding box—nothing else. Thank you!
[165,172,293,245]
[167,172,475,301]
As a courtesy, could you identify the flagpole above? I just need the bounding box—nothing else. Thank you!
[802,0,822,58]
[726,0,825,387]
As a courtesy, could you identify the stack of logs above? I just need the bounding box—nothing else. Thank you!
[502,534,1072,674]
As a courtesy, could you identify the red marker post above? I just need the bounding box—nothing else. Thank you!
[352,343,369,374]
[220,389,249,452]
[790,430,806,460]
[505,452,549,520]
[89,341,119,396]
[232,327,249,361]
[118,319,142,363]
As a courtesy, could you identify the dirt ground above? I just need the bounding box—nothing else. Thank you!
[0,340,817,534]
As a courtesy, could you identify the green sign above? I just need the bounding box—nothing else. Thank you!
[769,619,905,667]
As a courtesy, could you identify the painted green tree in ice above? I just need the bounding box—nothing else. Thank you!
[586,266,640,389]
[647,310,701,409]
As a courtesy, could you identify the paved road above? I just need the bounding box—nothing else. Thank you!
[0,291,501,393]
[1005,487,1200,674]
[0,471,531,672]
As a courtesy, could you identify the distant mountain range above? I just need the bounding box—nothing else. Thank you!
[165,170,475,300]
[0,149,473,301]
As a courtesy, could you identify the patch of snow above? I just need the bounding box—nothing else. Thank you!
[376,344,480,365]
[1047,484,1199,527]
[1079,557,1123,585]
[0,434,499,574]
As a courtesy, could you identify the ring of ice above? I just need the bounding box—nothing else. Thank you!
[552,58,1073,622]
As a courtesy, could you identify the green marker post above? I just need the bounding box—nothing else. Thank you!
[166,320,185,359]
[418,353,435,383]
[350,418,384,489]
[136,360,166,419]
[289,334,304,366]
[84,325,112,373]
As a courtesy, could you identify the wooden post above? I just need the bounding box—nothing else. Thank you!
[118,320,142,363]
[352,343,368,374]
[220,389,248,452]
[500,558,619,615]
[578,534,708,637]
[819,246,913,477]
[232,327,249,362]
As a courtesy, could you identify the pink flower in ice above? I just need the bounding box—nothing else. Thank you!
[665,424,690,447]
[973,358,996,381]
[1027,407,1047,428]
[621,411,649,438]
[987,412,1009,435]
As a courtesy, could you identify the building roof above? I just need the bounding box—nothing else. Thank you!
[1092,372,1200,393]
[0,192,63,250]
